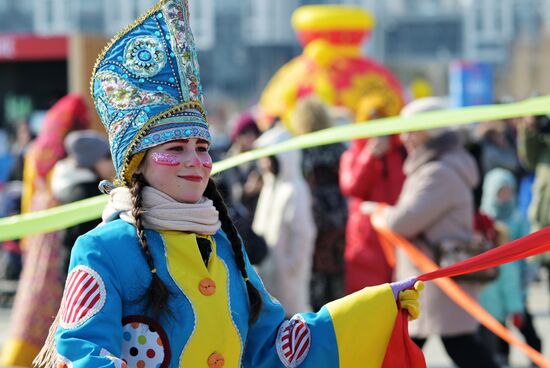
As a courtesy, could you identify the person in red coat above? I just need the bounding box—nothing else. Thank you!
[340,96,406,293]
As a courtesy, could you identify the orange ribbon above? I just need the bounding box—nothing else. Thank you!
[372,207,550,368]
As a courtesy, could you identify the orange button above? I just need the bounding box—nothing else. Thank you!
[199,278,216,296]
[207,352,225,367]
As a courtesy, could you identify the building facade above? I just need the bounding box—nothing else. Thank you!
[0,0,549,106]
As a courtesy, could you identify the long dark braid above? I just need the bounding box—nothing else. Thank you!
[205,179,263,324]
[130,173,170,317]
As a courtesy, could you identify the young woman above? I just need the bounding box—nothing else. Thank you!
[364,97,498,368]
[36,1,423,367]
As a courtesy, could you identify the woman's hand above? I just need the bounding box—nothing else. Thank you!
[366,136,390,157]
[390,277,425,321]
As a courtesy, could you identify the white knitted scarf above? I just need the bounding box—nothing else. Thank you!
[102,186,221,235]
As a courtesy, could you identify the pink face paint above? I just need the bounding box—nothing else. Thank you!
[201,159,213,169]
[151,152,181,167]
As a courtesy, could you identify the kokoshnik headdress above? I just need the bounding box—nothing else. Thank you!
[91,0,210,185]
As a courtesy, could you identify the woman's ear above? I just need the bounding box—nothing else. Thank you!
[135,157,147,174]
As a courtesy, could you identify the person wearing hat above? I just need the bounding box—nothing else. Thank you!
[35,2,424,368]
[216,111,266,266]
[51,130,115,274]
[362,97,498,368]
[220,111,263,217]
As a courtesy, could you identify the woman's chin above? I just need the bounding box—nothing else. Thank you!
[176,195,202,204]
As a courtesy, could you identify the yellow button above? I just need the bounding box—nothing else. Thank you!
[199,278,216,296]
[208,352,225,368]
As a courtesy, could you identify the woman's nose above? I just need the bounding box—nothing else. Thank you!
[184,152,202,167]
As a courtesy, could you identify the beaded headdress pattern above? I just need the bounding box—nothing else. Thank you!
[91,0,210,184]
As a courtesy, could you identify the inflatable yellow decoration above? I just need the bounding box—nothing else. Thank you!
[292,5,375,31]
[259,5,405,131]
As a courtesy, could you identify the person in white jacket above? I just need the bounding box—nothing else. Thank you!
[253,123,317,316]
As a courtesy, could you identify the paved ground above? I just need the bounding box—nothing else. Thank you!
[423,271,550,367]
[0,273,547,367]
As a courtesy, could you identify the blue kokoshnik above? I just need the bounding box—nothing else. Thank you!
[91,0,209,183]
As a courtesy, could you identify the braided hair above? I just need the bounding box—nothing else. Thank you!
[129,173,170,317]
[204,179,263,324]
[129,173,262,324]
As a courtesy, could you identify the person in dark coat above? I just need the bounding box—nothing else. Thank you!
[216,111,267,265]
[219,111,263,216]
[51,130,115,273]
[292,97,348,310]
[216,179,268,266]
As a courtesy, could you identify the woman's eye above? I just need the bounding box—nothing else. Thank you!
[197,146,209,152]
[168,146,184,152]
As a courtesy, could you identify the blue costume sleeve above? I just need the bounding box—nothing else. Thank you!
[241,250,397,368]
[54,234,126,368]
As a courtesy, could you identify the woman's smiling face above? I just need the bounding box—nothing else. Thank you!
[140,138,213,203]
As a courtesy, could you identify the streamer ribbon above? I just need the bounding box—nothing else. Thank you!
[372,209,550,368]
[2,95,550,241]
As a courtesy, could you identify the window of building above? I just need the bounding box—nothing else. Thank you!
[242,0,299,46]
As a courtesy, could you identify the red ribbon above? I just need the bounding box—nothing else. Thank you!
[377,221,550,368]
[418,227,550,282]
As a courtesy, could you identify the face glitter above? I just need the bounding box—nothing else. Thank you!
[151,152,181,166]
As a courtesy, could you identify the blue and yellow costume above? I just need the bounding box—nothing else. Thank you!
[37,1,409,367]
[53,220,398,368]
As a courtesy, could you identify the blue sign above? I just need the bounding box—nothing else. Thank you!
[449,61,494,107]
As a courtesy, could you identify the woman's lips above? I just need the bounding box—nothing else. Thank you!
[179,175,203,182]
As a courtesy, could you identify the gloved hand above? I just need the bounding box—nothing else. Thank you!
[390,277,424,321]
[390,277,417,300]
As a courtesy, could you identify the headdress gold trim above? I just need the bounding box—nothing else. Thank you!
[118,101,206,186]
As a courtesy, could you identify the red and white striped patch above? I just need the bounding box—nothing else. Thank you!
[60,265,106,329]
[276,315,311,368]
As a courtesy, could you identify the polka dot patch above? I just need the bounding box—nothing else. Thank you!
[121,316,170,368]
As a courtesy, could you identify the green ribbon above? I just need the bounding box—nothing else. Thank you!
[0,195,108,241]
[2,95,550,241]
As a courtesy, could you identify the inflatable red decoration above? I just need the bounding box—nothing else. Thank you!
[259,5,405,131]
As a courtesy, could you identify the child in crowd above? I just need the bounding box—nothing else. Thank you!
[479,168,542,365]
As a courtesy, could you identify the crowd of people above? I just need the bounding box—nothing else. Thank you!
[0,3,549,362]
[1,0,549,365]
[0,91,547,367]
